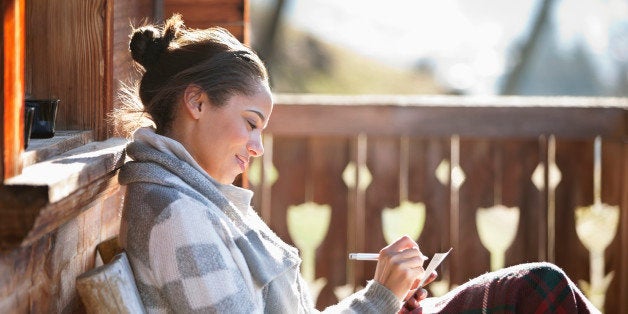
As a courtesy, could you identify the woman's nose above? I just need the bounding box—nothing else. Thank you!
[247,134,264,157]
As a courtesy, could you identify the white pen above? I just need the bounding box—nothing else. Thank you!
[348,253,380,261]
[348,253,429,261]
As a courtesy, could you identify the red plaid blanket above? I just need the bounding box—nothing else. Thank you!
[404,262,599,313]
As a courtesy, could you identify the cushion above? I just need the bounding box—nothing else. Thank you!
[76,252,145,314]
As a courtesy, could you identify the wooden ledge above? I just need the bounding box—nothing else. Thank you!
[0,137,128,251]
[22,130,94,168]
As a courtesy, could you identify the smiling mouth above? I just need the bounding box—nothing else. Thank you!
[235,154,249,171]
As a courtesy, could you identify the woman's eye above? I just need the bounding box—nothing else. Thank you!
[247,120,257,130]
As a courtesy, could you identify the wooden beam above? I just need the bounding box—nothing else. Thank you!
[2,0,25,181]
[621,141,628,314]
[268,95,628,139]
[0,137,127,250]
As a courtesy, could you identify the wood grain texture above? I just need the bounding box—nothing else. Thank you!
[621,142,628,314]
[164,0,247,43]
[310,138,350,309]
[112,0,153,137]
[268,137,307,243]
[362,137,400,282]
[21,130,93,168]
[597,139,624,314]
[410,138,451,266]
[268,95,628,139]
[553,139,593,283]
[261,98,626,311]
[0,138,126,250]
[0,187,123,313]
[26,0,111,139]
[2,0,25,180]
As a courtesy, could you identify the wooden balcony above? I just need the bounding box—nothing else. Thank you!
[249,94,628,312]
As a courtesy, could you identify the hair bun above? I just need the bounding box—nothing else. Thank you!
[129,14,185,69]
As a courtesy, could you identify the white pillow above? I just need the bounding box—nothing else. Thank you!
[76,252,145,314]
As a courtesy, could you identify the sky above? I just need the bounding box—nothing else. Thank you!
[254,0,628,95]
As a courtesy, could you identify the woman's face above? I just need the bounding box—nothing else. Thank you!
[187,83,273,184]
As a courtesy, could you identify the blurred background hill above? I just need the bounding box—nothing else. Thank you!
[249,0,628,96]
[257,25,445,94]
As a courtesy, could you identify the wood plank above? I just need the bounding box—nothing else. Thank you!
[268,95,628,139]
[0,172,122,251]
[553,139,592,295]
[456,139,493,282]
[268,137,307,243]
[500,140,542,265]
[103,0,114,138]
[0,188,122,313]
[4,137,126,203]
[112,0,154,137]
[409,138,451,279]
[345,135,365,290]
[164,3,243,23]
[2,0,25,180]
[600,139,624,314]
[621,141,628,314]
[310,137,350,309]
[27,0,111,139]
[166,0,243,5]
[163,0,247,42]
[0,138,126,250]
[362,136,400,284]
[21,130,92,168]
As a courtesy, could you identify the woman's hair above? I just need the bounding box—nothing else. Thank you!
[113,14,269,136]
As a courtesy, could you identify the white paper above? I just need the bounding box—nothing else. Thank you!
[418,247,452,288]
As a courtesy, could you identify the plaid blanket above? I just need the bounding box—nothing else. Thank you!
[404,262,599,313]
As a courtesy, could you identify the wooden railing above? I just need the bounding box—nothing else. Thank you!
[247,94,627,313]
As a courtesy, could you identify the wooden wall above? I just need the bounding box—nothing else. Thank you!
[0,1,153,313]
[1,0,250,313]
[0,183,124,313]
[165,0,249,44]
[26,0,113,140]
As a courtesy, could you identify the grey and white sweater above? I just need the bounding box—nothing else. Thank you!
[118,128,402,313]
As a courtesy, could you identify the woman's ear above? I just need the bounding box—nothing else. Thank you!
[182,84,204,119]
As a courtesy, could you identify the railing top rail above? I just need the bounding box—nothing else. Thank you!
[273,94,628,108]
[268,94,627,139]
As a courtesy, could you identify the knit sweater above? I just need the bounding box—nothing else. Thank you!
[118,128,402,313]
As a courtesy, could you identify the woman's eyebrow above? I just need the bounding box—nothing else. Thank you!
[247,109,266,122]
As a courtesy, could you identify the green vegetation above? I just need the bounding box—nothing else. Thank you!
[263,27,445,94]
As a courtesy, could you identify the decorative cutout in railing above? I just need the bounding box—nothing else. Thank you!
[575,137,620,310]
[342,161,372,191]
[382,201,426,245]
[287,202,332,303]
[476,205,520,271]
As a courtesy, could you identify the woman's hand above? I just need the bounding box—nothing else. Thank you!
[399,288,428,314]
[373,236,428,300]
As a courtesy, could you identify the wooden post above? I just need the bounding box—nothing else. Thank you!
[1,0,25,181]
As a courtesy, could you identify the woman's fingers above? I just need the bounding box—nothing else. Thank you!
[422,271,438,286]
[374,236,429,300]
[380,236,428,260]
[400,288,427,313]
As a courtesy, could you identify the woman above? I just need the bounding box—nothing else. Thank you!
[116,15,597,313]
[116,14,430,313]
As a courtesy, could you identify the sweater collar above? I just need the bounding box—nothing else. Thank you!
[121,132,300,288]
[129,127,254,206]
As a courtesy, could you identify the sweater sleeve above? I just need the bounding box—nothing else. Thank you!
[317,279,402,313]
[146,197,259,313]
